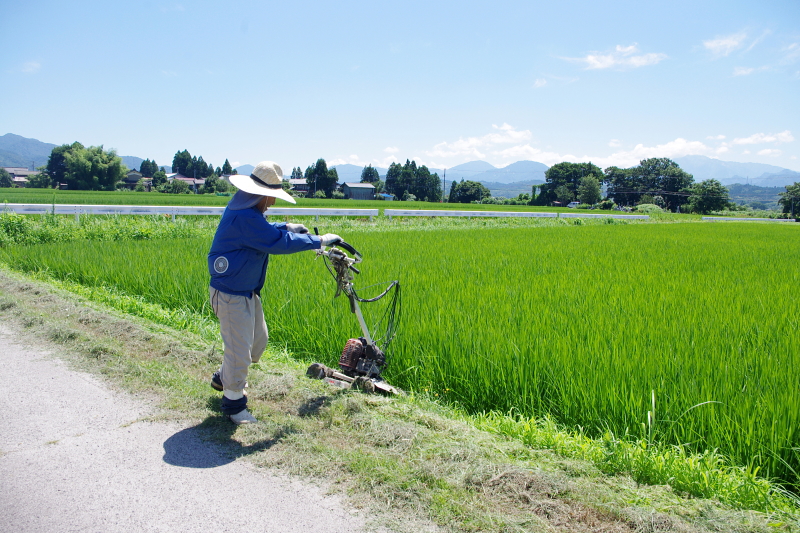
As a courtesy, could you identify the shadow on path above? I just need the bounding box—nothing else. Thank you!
[163,399,298,468]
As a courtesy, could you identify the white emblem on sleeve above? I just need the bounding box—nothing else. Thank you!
[213,256,229,274]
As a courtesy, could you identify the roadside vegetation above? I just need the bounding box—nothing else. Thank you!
[0,267,797,532]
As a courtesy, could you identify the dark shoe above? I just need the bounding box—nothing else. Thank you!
[210,371,223,392]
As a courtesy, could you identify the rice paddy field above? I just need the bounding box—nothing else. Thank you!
[1,214,798,488]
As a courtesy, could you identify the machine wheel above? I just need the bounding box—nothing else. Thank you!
[352,376,376,393]
[306,363,330,379]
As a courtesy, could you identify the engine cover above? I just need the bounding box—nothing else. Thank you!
[339,337,385,379]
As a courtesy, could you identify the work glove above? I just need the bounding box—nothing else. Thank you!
[286,223,309,234]
[319,233,342,246]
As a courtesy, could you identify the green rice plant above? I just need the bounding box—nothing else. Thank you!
[1,222,798,489]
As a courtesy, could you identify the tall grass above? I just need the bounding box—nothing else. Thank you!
[1,221,798,487]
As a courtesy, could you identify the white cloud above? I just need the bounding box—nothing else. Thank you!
[565,43,667,70]
[781,43,800,64]
[533,78,547,88]
[791,156,797,160]
[608,139,622,148]
[384,146,399,153]
[707,135,726,140]
[426,123,532,160]
[742,150,751,154]
[491,144,574,167]
[744,30,771,52]
[22,61,40,73]
[758,149,782,156]
[330,154,398,169]
[490,137,722,169]
[703,33,747,57]
[733,65,769,76]
[733,130,794,145]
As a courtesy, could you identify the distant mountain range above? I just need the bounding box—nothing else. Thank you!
[234,164,254,176]
[673,156,800,187]
[329,160,548,185]
[3,133,798,189]
[0,133,57,169]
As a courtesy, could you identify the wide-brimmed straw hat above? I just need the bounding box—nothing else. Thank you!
[229,161,296,204]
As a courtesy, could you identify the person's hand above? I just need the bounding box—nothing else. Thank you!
[286,223,309,234]
[320,234,342,246]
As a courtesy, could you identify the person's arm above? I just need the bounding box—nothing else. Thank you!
[244,214,321,254]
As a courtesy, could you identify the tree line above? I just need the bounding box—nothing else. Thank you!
[2,145,797,216]
[0,142,241,194]
[528,158,742,214]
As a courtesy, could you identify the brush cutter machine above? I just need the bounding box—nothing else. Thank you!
[306,230,401,395]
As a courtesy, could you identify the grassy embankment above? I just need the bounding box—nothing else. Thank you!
[1,267,798,533]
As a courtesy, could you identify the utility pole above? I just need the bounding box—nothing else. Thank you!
[442,169,446,203]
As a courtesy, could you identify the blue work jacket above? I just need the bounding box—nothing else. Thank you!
[208,205,321,297]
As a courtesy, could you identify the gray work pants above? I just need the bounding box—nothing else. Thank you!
[209,287,268,393]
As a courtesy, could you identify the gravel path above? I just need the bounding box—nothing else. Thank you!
[0,323,368,533]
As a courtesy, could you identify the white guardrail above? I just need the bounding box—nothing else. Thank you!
[383,209,649,221]
[701,216,794,222]
[0,204,379,222]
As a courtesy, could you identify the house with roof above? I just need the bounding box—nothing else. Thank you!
[288,178,309,194]
[1,167,45,187]
[167,173,205,193]
[342,182,375,200]
[120,170,143,190]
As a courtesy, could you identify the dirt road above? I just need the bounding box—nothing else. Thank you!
[0,323,370,533]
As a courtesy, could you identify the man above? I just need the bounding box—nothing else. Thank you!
[207,161,341,424]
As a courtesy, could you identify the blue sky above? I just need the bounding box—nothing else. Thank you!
[1,0,798,172]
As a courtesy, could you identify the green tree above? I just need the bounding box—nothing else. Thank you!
[290,167,303,180]
[62,145,126,190]
[134,179,146,192]
[686,179,731,213]
[384,163,402,196]
[151,170,167,188]
[382,160,441,201]
[194,156,212,178]
[158,179,191,194]
[448,179,459,203]
[448,179,489,203]
[778,182,800,217]
[0,168,12,188]
[527,185,538,205]
[554,184,573,204]
[360,165,380,183]
[172,150,193,176]
[577,175,602,205]
[139,159,158,177]
[45,142,84,187]
[222,159,233,175]
[603,166,637,206]
[201,174,219,194]
[540,162,602,205]
[26,171,53,188]
[606,158,693,211]
[304,159,338,197]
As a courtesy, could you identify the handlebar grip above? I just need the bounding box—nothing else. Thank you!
[337,240,361,258]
